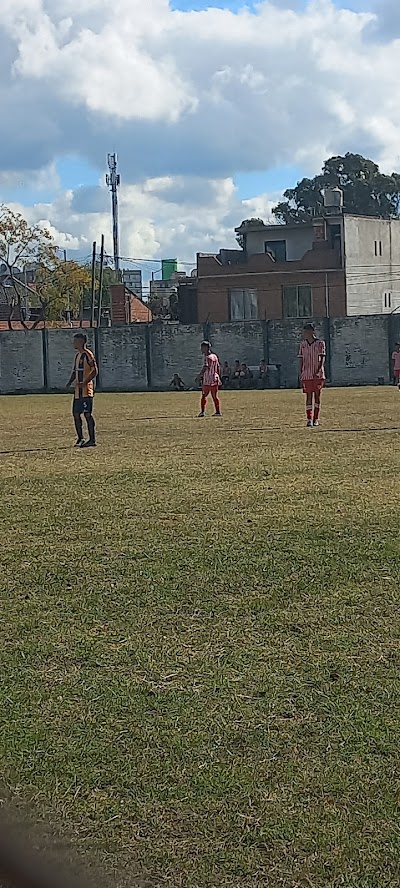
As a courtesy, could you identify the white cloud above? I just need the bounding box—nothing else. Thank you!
[1,0,400,262]
[7,176,255,263]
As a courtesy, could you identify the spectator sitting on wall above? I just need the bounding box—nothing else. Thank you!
[170,373,185,392]
[258,359,268,389]
[231,360,241,388]
[221,362,231,387]
[239,363,253,389]
[233,360,241,380]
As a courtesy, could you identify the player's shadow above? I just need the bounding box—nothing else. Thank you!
[323,426,400,434]
[226,425,400,434]
[0,446,72,455]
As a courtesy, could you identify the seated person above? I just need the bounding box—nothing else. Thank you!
[232,360,241,379]
[221,361,231,387]
[258,359,268,388]
[170,373,185,391]
[239,363,253,388]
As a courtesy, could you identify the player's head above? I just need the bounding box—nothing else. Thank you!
[73,332,87,351]
[396,342,400,351]
[201,340,211,355]
[303,323,315,342]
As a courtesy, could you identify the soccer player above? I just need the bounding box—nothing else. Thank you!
[197,340,222,417]
[67,333,98,447]
[392,342,400,389]
[298,323,326,427]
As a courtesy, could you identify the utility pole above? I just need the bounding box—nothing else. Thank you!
[90,241,96,328]
[97,234,105,328]
[63,249,71,321]
[106,153,120,277]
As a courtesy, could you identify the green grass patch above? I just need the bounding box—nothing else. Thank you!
[0,389,400,887]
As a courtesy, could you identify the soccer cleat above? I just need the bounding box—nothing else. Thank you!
[306,420,313,428]
[198,412,205,417]
[213,412,222,417]
[313,420,320,427]
[74,438,84,447]
[80,440,96,448]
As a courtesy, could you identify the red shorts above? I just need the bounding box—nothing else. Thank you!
[302,378,325,396]
[202,384,219,396]
[395,370,400,380]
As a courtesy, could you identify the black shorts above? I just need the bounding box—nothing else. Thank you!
[73,396,93,416]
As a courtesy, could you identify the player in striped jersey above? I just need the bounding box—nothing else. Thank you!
[197,340,222,417]
[298,324,326,427]
[67,333,98,447]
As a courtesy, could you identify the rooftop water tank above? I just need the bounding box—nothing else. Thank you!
[322,187,344,214]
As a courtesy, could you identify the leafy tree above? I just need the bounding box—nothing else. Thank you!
[33,258,91,323]
[272,154,400,224]
[0,205,91,327]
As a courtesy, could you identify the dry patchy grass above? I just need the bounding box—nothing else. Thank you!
[0,388,400,888]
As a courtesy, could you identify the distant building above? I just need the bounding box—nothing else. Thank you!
[150,270,189,319]
[110,284,152,324]
[122,268,143,300]
[177,211,400,322]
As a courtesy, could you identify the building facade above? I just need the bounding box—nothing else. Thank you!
[178,214,400,323]
[122,269,143,300]
[343,215,400,315]
[178,218,346,324]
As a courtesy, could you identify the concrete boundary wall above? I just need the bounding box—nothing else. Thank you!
[0,316,395,393]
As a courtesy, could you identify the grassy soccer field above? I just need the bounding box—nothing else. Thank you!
[0,388,400,888]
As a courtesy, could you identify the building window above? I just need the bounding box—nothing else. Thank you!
[384,292,392,310]
[375,240,383,257]
[229,288,258,320]
[265,240,287,262]
[282,285,312,318]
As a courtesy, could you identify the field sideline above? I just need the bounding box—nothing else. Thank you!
[0,388,400,888]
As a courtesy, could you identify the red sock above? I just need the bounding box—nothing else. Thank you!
[314,403,320,422]
[201,394,207,413]
[306,405,312,421]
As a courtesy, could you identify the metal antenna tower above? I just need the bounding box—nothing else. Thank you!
[106,153,120,274]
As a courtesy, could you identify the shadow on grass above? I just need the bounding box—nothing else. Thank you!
[0,446,72,456]
[225,425,400,434]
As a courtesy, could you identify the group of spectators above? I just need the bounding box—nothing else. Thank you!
[170,359,270,392]
[221,359,269,390]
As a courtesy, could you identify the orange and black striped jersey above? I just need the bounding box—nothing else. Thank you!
[73,348,98,398]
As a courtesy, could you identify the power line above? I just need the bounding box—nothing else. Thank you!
[104,253,195,267]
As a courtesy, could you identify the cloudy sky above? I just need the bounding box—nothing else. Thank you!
[0,0,399,275]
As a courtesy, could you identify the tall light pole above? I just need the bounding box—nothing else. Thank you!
[106,153,120,276]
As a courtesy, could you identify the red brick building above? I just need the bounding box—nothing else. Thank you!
[178,218,346,323]
[111,284,152,325]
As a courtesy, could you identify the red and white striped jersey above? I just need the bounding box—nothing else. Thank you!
[298,338,326,381]
[202,353,221,386]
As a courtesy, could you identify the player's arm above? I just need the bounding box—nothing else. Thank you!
[297,348,303,378]
[82,354,98,385]
[66,367,75,387]
[197,358,207,383]
[317,344,326,373]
